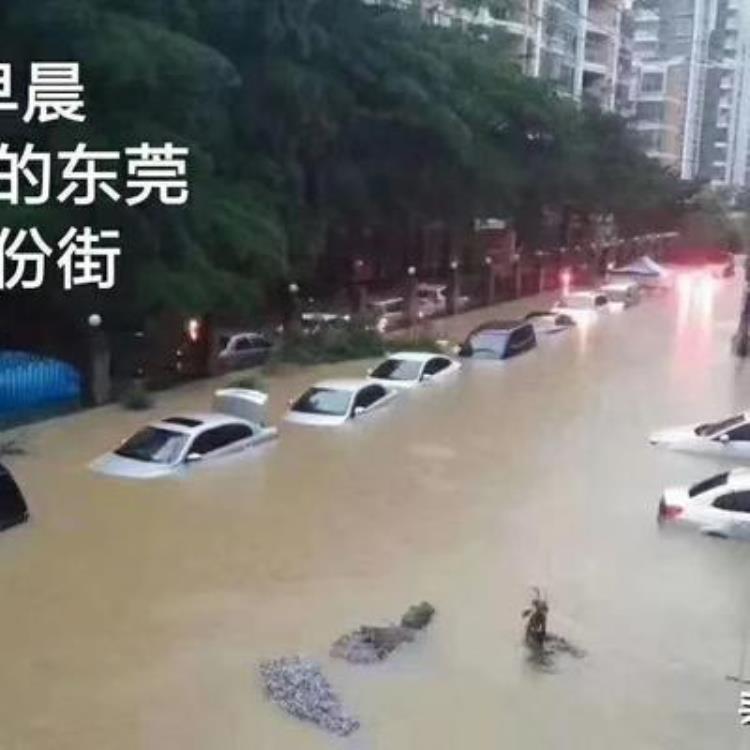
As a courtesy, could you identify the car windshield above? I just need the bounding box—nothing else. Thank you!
[695,415,744,437]
[463,331,509,358]
[371,358,423,381]
[689,472,729,498]
[292,387,352,416]
[114,427,189,464]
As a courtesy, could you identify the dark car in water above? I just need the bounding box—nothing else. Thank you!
[458,320,537,360]
[0,462,29,532]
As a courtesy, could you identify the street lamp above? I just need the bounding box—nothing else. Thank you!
[88,313,102,329]
[450,259,459,271]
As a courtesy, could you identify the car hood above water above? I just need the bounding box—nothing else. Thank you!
[89,453,178,479]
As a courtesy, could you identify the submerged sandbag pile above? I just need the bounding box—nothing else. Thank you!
[331,601,436,664]
[259,656,360,736]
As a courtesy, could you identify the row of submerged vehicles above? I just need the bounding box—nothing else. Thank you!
[88,280,641,479]
[653,413,750,541]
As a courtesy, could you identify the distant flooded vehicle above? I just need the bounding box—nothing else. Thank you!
[523,311,577,335]
[650,411,750,459]
[368,298,407,333]
[551,290,610,321]
[0,462,29,532]
[599,281,641,307]
[458,320,537,360]
[416,283,470,318]
[659,469,750,540]
[90,389,278,479]
[367,351,460,389]
[285,378,397,426]
[217,332,273,371]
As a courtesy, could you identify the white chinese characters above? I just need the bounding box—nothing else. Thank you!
[0,227,120,291]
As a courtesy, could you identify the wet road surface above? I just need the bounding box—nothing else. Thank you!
[3,272,750,749]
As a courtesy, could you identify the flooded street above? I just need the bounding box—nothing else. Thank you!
[4,274,750,749]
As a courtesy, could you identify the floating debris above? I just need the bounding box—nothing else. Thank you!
[331,602,436,664]
[331,625,415,663]
[401,601,435,630]
[259,656,360,736]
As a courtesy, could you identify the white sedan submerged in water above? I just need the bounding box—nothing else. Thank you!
[284,378,397,426]
[649,412,750,459]
[90,389,278,478]
[658,469,750,540]
[367,351,461,389]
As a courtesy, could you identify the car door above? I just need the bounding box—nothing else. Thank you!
[718,423,750,458]
[710,490,750,539]
[186,423,254,462]
[351,384,389,418]
[422,356,453,382]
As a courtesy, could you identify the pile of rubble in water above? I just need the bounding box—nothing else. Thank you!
[259,656,360,737]
[259,602,436,735]
[330,601,435,663]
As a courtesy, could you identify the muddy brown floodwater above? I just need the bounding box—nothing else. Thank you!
[3,273,750,749]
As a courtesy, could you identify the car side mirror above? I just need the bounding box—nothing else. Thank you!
[421,372,433,381]
[185,452,203,463]
[353,406,365,417]
[718,433,730,444]
[366,368,373,375]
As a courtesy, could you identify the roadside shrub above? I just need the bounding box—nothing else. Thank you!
[120,380,153,410]
[387,336,449,354]
[272,323,385,365]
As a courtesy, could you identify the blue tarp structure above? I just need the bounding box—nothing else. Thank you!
[0,351,81,424]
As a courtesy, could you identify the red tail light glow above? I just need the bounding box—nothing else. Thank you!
[659,501,683,521]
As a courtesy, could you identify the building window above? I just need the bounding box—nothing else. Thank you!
[636,101,665,121]
[641,72,664,93]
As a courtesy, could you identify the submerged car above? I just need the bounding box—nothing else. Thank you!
[458,320,537,360]
[551,290,610,320]
[217,332,273,370]
[368,297,407,333]
[367,351,461,389]
[0,462,29,532]
[650,412,750,459]
[284,378,397,426]
[598,281,641,307]
[523,311,576,335]
[658,469,750,540]
[416,283,470,317]
[90,389,278,478]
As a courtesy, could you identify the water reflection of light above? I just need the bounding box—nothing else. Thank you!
[696,274,716,325]
[574,313,594,355]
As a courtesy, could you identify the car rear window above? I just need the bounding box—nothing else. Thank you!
[292,387,351,416]
[689,472,729,497]
[371,358,423,381]
[463,330,509,358]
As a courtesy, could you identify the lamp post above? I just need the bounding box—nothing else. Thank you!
[485,255,496,306]
[406,265,419,327]
[447,259,460,316]
[287,281,300,334]
[86,313,111,406]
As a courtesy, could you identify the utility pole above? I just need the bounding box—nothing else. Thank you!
[733,255,750,358]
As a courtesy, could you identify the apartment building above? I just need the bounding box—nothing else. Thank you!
[412,0,628,110]
[630,0,750,186]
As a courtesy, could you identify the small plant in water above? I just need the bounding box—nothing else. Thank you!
[522,587,548,650]
[0,438,26,457]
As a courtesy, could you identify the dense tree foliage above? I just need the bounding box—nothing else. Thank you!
[0,0,687,330]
